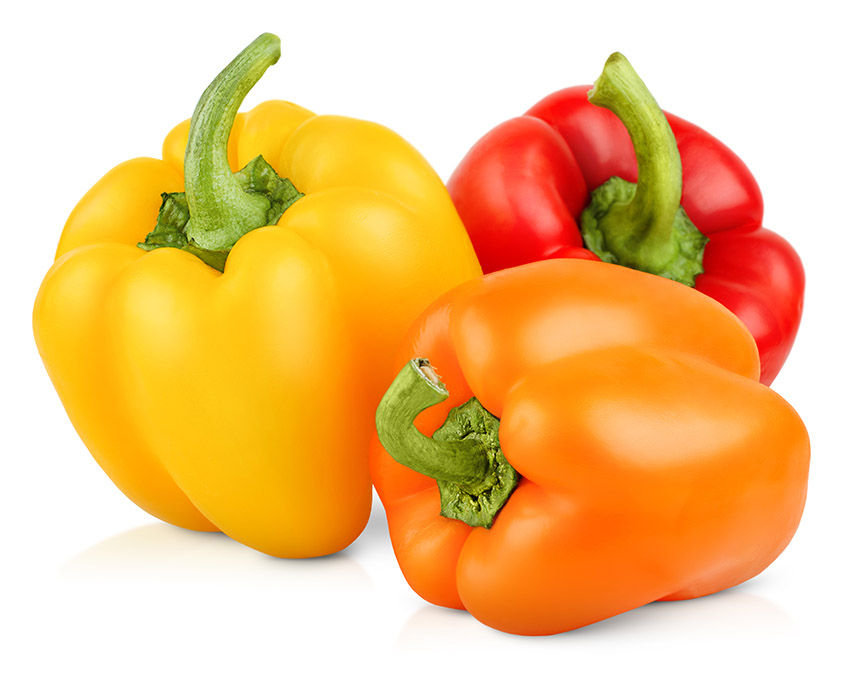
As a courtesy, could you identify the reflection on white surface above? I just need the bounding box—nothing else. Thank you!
[584,586,795,637]
[397,584,794,644]
[397,605,487,645]
[62,523,372,589]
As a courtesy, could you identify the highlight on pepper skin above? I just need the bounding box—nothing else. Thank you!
[32,32,481,559]
[371,259,810,636]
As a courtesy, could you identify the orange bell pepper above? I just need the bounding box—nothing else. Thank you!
[372,259,809,635]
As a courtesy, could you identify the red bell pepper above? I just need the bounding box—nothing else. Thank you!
[448,53,804,385]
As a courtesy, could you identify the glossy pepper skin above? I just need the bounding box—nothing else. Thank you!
[448,54,804,385]
[33,34,481,558]
[371,260,809,635]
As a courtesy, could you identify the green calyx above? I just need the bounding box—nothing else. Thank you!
[138,156,302,271]
[582,177,708,285]
[376,359,520,529]
[138,33,303,272]
[580,53,708,287]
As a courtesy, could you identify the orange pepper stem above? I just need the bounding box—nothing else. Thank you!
[376,360,488,484]
[376,359,520,528]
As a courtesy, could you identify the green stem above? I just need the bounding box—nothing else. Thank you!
[376,360,489,485]
[579,53,708,287]
[183,33,281,251]
[589,52,681,251]
[138,33,303,271]
[376,359,520,528]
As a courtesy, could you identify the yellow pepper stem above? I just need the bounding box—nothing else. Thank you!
[138,33,303,271]
[183,33,281,251]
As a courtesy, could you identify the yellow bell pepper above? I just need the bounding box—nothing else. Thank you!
[33,33,481,558]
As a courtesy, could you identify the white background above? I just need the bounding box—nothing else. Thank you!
[2,1,855,687]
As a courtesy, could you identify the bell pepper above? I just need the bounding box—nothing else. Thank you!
[448,53,804,385]
[33,34,481,558]
[372,259,809,636]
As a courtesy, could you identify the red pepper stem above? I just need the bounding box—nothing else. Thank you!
[588,53,683,257]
